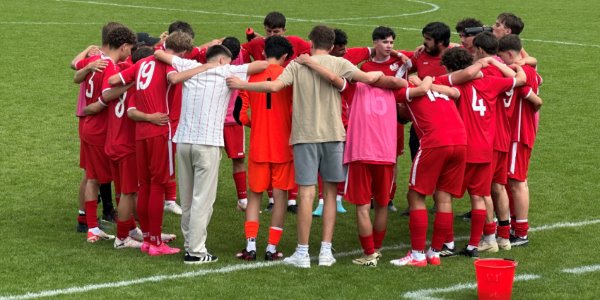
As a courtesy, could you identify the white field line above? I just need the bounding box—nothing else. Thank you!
[10,0,600,49]
[0,21,252,25]
[0,218,598,300]
[562,264,600,274]
[403,274,542,300]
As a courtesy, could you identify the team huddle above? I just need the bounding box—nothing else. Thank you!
[70,11,542,268]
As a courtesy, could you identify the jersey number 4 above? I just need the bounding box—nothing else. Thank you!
[471,87,486,116]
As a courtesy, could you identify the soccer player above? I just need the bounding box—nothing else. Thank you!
[155,39,268,264]
[234,36,295,261]
[455,18,484,55]
[497,34,543,247]
[435,47,526,257]
[76,26,136,243]
[227,25,383,268]
[389,76,468,267]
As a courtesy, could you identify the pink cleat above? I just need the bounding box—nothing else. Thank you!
[148,243,181,256]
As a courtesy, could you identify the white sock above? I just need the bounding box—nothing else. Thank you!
[484,234,496,242]
[411,250,426,260]
[336,194,343,203]
[426,248,439,258]
[129,228,139,236]
[266,244,277,253]
[246,238,256,252]
[318,198,324,205]
[467,245,477,251]
[444,241,455,249]
[165,200,176,203]
[297,244,309,256]
[288,199,296,206]
[320,241,332,254]
[238,198,247,205]
[78,210,85,215]
[269,197,274,204]
[89,227,101,235]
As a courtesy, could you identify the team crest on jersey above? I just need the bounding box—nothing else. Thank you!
[390,63,400,72]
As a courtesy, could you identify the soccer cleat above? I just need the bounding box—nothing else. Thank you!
[140,242,150,253]
[287,204,298,214]
[164,201,182,215]
[235,249,257,261]
[400,207,410,217]
[390,252,427,267]
[478,239,499,253]
[114,237,143,249]
[458,246,479,258]
[236,199,247,211]
[510,236,529,247]
[184,252,218,264]
[427,254,441,266]
[102,210,117,224]
[439,244,457,257]
[148,243,180,256]
[87,230,115,243]
[77,222,88,233]
[374,250,382,260]
[283,251,311,268]
[161,233,176,243]
[265,202,274,212]
[387,202,398,212]
[352,253,378,267]
[460,211,471,221]
[336,201,347,213]
[264,251,284,261]
[318,251,336,267]
[129,228,144,242]
[497,238,512,250]
[312,203,324,217]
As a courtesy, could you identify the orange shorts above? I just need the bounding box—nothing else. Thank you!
[248,160,294,193]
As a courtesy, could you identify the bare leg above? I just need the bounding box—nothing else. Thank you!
[321,181,338,243]
[297,185,316,245]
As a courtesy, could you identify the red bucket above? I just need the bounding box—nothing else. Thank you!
[474,259,518,300]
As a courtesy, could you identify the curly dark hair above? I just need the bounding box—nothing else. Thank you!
[107,26,137,50]
[441,47,473,72]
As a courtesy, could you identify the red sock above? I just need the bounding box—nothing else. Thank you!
[85,201,98,229]
[483,222,497,236]
[469,209,487,247]
[245,221,259,239]
[267,188,273,199]
[337,182,345,196]
[165,180,177,201]
[137,183,150,242]
[233,172,247,200]
[389,181,397,201]
[431,212,453,251]
[359,234,375,255]
[373,229,386,250]
[77,214,86,224]
[497,225,510,239]
[268,227,283,246]
[148,184,166,246]
[318,175,323,199]
[289,185,298,201]
[116,220,129,239]
[515,220,529,238]
[445,221,455,244]
[409,209,428,251]
[129,216,137,231]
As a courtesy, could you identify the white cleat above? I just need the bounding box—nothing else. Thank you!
[114,236,143,249]
[164,201,182,215]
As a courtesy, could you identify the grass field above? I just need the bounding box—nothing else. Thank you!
[1,0,599,299]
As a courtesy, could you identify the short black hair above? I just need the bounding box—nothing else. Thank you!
[132,46,154,63]
[333,28,348,46]
[473,31,498,55]
[206,45,232,61]
[455,18,483,34]
[168,21,195,39]
[309,25,335,50]
[372,26,395,41]
[264,11,286,29]
[265,36,294,60]
[221,37,241,60]
[107,26,137,50]
[497,13,524,35]
[441,47,473,72]
[498,34,522,52]
[422,22,451,47]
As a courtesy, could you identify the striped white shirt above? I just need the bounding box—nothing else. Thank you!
[171,56,248,146]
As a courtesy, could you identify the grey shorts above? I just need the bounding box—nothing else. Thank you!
[293,142,346,185]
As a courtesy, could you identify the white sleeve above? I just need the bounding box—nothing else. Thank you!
[228,64,249,82]
[172,56,200,72]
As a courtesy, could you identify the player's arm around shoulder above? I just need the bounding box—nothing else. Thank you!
[296,54,345,90]
[407,76,433,98]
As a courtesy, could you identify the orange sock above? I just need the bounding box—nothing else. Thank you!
[268,226,283,246]
[245,221,259,239]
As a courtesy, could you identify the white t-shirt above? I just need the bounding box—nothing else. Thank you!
[171,56,248,146]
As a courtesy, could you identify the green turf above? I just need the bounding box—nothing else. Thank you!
[1,0,599,299]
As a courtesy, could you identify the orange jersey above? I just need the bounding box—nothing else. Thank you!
[240,64,293,163]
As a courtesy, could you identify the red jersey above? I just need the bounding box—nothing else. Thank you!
[437,74,515,163]
[81,54,111,146]
[118,56,176,140]
[396,88,466,149]
[343,47,370,65]
[482,63,512,152]
[240,64,293,163]
[509,65,540,148]
[242,35,311,65]
[410,51,447,78]
[104,63,136,160]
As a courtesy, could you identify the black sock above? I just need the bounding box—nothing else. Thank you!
[99,183,114,215]
[499,220,510,226]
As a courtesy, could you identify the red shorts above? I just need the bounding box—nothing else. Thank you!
[82,141,112,183]
[110,153,138,195]
[462,162,493,197]
[409,146,466,198]
[492,150,508,184]
[345,162,395,206]
[508,142,532,182]
[136,135,173,185]
[78,118,86,169]
[248,160,295,192]
[223,124,245,159]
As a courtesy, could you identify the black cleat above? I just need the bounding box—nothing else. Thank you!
[509,236,529,247]
[458,246,479,258]
[265,203,274,212]
[439,244,457,257]
[236,249,257,261]
[459,211,471,221]
[77,222,88,233]
[287,204,298,214]
[264,251,284,261]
